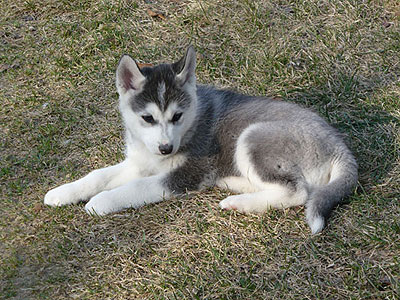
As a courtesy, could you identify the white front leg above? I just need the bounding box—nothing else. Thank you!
[44,160,140,207]
[84,174,170,215]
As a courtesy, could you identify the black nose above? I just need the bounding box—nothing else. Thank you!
[159,144,173,155]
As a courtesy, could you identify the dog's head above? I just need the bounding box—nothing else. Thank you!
[116,46,197,156]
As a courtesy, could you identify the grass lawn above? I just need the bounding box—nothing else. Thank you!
[1,0,399,299]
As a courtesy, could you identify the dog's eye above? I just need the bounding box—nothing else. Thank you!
[171,112,182,123]
[142,115,155,124]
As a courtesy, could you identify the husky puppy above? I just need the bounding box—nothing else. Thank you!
[44,46,358,234]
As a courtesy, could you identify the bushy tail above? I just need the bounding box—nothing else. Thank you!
[306,151,358,234]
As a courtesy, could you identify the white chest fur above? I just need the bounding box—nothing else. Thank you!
[125,140,187,177]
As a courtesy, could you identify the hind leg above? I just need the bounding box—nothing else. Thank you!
[219,122,309,214]
[219,183,307,213]
[216,176,259,193]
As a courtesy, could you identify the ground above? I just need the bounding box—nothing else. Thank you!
[1,0,399,299]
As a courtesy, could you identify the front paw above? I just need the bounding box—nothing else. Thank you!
[44,183,80,207]
[85,192,117,216]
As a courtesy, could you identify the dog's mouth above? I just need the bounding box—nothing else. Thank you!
[155,148,178,157]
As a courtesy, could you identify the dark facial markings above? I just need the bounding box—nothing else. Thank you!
[141,112,182,126]
[130,64,192,113]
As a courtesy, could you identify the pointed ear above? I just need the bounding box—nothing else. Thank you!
[116,55,146,95]
[173,46,196,86]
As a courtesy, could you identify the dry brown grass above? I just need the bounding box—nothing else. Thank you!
[1,0,399,299]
